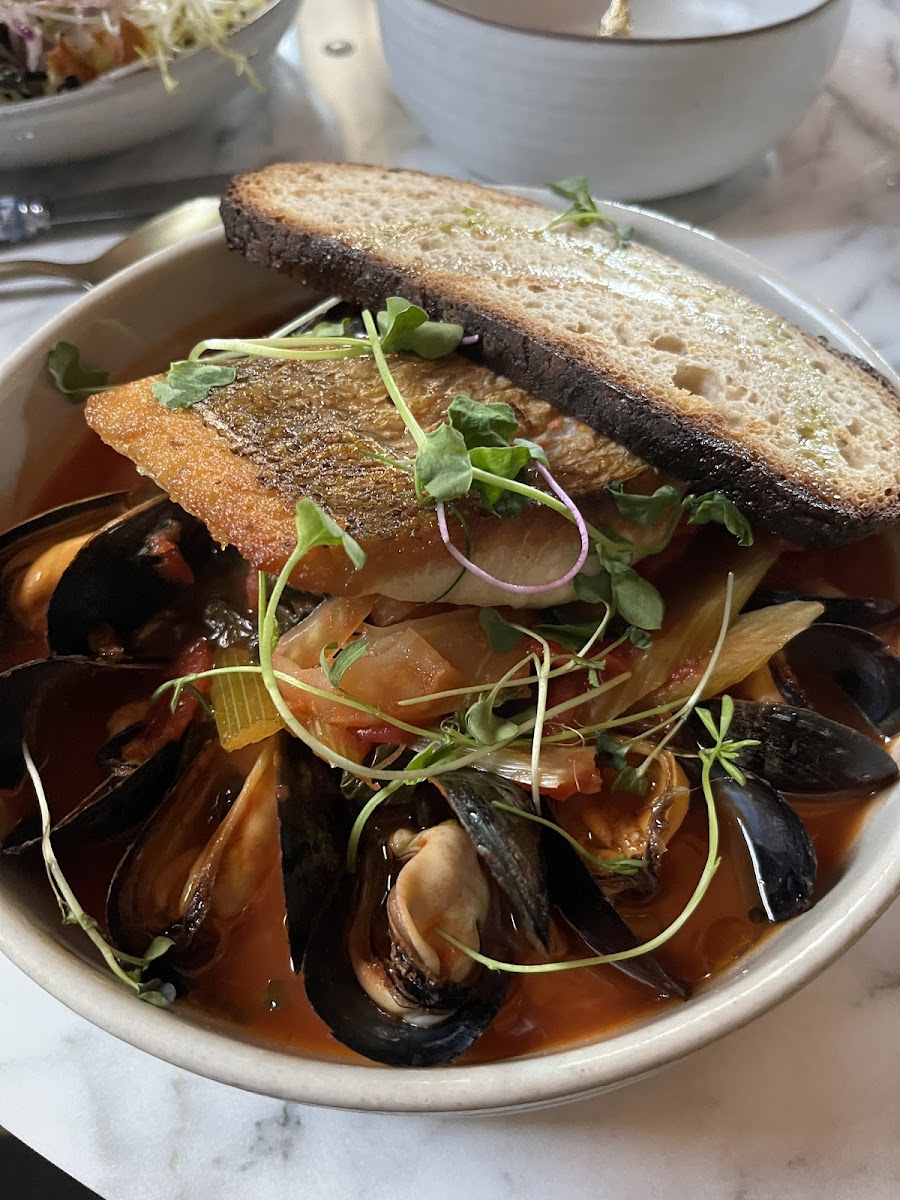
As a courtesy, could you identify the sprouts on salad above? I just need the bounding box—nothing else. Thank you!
[0,0,267,100]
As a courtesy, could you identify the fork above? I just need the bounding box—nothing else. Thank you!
[0,197,221,288]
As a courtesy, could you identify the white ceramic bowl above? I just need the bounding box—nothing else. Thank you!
[375,0,851,199]
[0,0,299,169]
[0,194,898,1113]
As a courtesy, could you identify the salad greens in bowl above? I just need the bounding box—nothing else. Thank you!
[0,0,298,166]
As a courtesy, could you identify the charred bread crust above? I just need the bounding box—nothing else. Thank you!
[221,187,900,548]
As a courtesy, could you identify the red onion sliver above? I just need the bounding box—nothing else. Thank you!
[435,463,590,595]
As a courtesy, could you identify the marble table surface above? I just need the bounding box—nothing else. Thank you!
[1,1,899,1196]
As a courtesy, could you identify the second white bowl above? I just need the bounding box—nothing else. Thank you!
[375,0,851,199]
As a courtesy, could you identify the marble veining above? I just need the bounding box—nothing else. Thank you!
[0,0,898,1197]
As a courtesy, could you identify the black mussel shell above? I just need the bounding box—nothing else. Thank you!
[0,494,128,657]
[107,734,246,966]
[277,733,349,968]
[779,624,900,738]
[747,590,900,630]
[710,766,816,923]
[434,769,550,951]
[47,495,214,658]
[0,493,127,570]
[0,656,181,853]
[544,833,689,999]
[711,701,898,794]
[303,876,510,1067]
[769,654,809,709]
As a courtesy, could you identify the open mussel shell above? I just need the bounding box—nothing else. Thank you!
[544,833,689,1000]
[108,734,279,975]
[747,590,900,630]
[303,874,510,1068]
[47,495,214,659]
[558,750,690,899]
[303,768,547,1067]
[778,623,900,738]
[0,492,128,570]
[710,766,816,923]
[710,700,898,794]
[0,655,182,853]
[0,494,129,655]
[433,768,550,951]
[277,733,349,967]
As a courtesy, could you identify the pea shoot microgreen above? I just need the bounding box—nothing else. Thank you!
[479,607,525,655]
[320,637,368,689]
[22,742,176,1008]
[45,342,111,403]
[685,492,754,548]
[490,800,647,878]
[377,297,464,359]
[151,360,237,409]
[695,695,760,786]
[544,177,634,248]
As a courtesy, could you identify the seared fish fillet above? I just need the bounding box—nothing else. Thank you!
[86,354,645,606]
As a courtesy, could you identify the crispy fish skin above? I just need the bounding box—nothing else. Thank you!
[85,354,644,605]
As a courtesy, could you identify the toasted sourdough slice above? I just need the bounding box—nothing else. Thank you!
[85,354,646,607]
[221,162,900,547]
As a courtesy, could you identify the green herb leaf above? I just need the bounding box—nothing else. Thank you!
[293,498,367,570]
[138,980,177,1007]
[308,317,352,337]
[448,394,518,449]
[415,422,473,501]
[479,607,525,654]
[573,568,613,605]
[595,731,630,773]
[605,560,664,630]
[151,360,237,409]
[627,626,653,649]
[512,437,549,466]
[612,765,650,795]
[468,440,548,517]
[46,342,110,402]
[544,178,633,247]
[143,936,176,963]
[685,492,754,547]
[377,297,464,359]
[464,696,519,745]
[607,482,680,527]
[469,444,535,513]
[320,638,368,688]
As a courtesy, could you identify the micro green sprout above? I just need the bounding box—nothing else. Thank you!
[23,742,175,1007]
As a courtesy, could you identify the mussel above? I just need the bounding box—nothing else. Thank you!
[0,655,197,852]
[777,623,900,738]
[109,734,276,974]
[302,768,549,1066]
[543,832,689,998]
[0,493,128,659]
[433,768,550,950]
[748,589,900,630]
[47,495,215,660]
[709,766,816,922]
[277,732,350,967]
[0,491,217,665]
[717,700,898,794]
[553,749,690,897]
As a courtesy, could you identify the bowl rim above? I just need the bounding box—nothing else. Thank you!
[401,0,844,46]
[0,193,898,1113]
[0,0,285,117]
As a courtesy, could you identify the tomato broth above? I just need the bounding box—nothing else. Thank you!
[16,426,889,1067]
